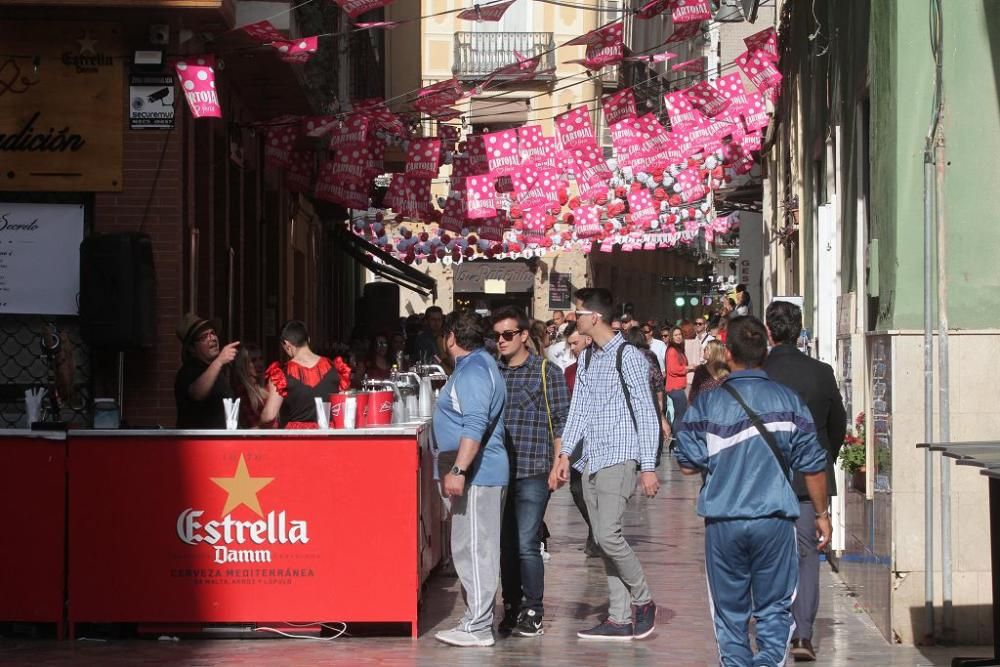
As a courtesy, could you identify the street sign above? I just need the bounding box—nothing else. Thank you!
[129,74,175,129]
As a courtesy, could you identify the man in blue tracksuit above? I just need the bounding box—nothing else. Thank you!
[675,316,831,666]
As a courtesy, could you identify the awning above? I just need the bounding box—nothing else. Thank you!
[334,225,437,298]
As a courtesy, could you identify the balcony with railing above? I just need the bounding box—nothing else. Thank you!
[453,32,556,81]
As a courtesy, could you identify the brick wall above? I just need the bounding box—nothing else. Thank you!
[93,120,186,428]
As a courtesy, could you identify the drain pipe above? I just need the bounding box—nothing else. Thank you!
[923,0,945,642]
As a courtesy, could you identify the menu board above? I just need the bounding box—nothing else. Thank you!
[548,272,572,310]
[0,202,84,315]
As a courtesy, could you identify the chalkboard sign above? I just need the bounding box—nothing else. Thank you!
[548,272,572,309]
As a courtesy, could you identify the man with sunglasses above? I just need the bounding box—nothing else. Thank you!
[642,322,667,374]
[492,307,570,638]
[550,288,659,641]
[174,312,239,429]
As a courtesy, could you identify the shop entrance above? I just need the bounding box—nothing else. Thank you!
[453,260,535,318]
[454,292,533,317]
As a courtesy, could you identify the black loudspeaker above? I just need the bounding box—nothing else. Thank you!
[80,232,156,350]
[360,281,400,335]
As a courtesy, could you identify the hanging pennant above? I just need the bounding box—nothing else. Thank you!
[686,80,731,118]
[735,50,783,92]
[572,144,612,201]
[241,20,286,43]
[484,128,521,177]
[742,91,770,132]
[285,152,314,194]
[573,205,603,239]
[405,138,442,179]
[329,114,370,150]
[456,0,517,21]
[636,0,671,20]
[627,188,658,230]
[316,161,369,209]
[264,125,299,169]
[271,36,319,63]
[465,135,490,175]
[301,115,339,138]
[715,72,752,115]
[331,144,371,184]
[566,21,623,47]
[174,55,221,119]
[354,20,401,29]
[512,164,560,212]
[555,106,597,151]
[439,195,467,233]
[744,27,779,62]
[602,89,636,127]
[402,176,433,221]
[476,215,505,242]
[582,42,624,70]
[465,174,498,220]
[364,138,386,179]
[671,57,706,74]
[664,21,703,44]
[664,90,701,132]
[671,0,713,23]
[741,131,763,152]
[439,124,459,151]
[333,0,396,19]
[676,167,708,202]
[625,50,677,63]
[383,174,407,211]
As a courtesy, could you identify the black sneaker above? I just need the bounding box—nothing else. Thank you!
[633,600,656,639]
[498,604,519,635]
[512,609,544,637]
[791,638,817,661]
[577,618,634,641]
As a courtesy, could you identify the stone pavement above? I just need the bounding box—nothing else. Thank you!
[0,463,990,666]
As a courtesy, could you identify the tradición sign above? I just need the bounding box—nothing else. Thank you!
[129,74,175,129]
[454,261,535,293]
[0,203,84,315]
[0,22,123,191]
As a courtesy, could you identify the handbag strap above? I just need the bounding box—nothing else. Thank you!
[541,358,554,441]
[721,383,791,480]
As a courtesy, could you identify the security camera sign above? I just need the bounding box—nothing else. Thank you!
[129,75,175,129]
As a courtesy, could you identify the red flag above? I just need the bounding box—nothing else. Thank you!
[174,55,221,119]
[354,21,400,29]
[686,80,731,118]
[457,0,516,21]
[264,125,298,169]
[742,91,769,132]
[671,0,712,23]
[285,152,314,194]
[405,138,442,179]
[636,0,670,20]
[602,89,637,127]
[329,114,370,150]
[301,116,339,138]
[465,135,490,175]
[676,167,708,202]
[439,124,459,151]
[271,36,318,63]
[744,27,778,62]
[241,20,285,43]
[439,195,467,233]
[331,144,371,184]
[715,72,752,114]
[625,50,677,63]
[333,0,396,19]
[628,188,659,230]
[512,164,560,211]
[572,143,612,200]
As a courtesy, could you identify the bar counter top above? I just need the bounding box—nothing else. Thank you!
[65,420,430,438]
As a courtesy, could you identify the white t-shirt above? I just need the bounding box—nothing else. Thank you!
[648,338,667,374]
[545,340,576,370]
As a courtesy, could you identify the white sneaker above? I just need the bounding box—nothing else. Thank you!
[540,542,551,562]
[434,628,495,647]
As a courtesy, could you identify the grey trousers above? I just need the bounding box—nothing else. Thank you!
[448,484,506,635]
[792,500,820,641]
[582,460,652,624]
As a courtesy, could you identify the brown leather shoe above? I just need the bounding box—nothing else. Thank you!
[791,638,817,661]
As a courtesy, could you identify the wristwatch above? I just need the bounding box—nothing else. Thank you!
[450,465,467,477]
[815,509,830,519]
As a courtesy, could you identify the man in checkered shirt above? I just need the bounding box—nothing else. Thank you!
[551,288,660,642]
[492,307,570,638]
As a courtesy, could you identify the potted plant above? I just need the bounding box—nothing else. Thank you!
[838,412,867,491]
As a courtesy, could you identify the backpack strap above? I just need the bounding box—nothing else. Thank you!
[616,343,639,433]
[541,358,554,441]
[721,382,791,481]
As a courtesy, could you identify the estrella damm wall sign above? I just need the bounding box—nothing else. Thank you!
[0,22,123,191]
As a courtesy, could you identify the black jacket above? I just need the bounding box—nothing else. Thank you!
[763,344,847,498]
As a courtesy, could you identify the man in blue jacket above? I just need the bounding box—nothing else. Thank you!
[432,309,508,648]
[675,316,831,666]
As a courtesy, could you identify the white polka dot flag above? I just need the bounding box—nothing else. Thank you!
[329,114,370,149]
[332,0,396,19]
[512,164,560,211]
[315,160,370,209]
[628,187,658,230]
[456,0,517,21]
[241,20,286,43]
[285,151,314,194]
[465,173,498,220]
[439,124,458,152]
[476,213,506,242]
[331,143,371,184]
[364,139,385,180]
[465,135,490,175]
[742,91,770,132]
[670,57,706,74]
[611,119,646,169]
[174,55,220,119]
[270,36,319,64]
[741,131,763,152]
[736,49,783,92]
[572,144,613,201]
[405,138,442,179]
[439,195,466,233]
[714,72,752,115]
[744,27,778,62]
[383,173,406,212]
[676,166,708,203]
[636,0,671,20]
[555,106,597,151]
[264,125,299,169]
[664,90,700,133]
[402,176,433,221]
[671,0,713,23]
[484,129,520,177]
[686,80,731,118]
[566,21,623,47]
[582,42,625,70]
[573,205,603,238]
[664,20,703,44]
[301,115,339,138]
[602,89,637,127]
[625,50,677,64]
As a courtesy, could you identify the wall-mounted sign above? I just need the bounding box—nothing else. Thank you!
[0,203,85,315]
[454,261,534,293]
[548,272,572,309]
[129,74,175,129]
[0,22,123,191]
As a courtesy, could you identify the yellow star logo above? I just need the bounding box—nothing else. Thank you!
[77,32,98,56]
[211,454,274,517]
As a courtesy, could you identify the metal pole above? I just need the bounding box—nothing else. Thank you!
[935,131,953,641]
[922,156,936,642]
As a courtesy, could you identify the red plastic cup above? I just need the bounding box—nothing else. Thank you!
[354,392,370,428]
[329,393,348,429]
[367,390,394,426]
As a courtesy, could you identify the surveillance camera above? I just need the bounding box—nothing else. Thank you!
[150,24,170,46]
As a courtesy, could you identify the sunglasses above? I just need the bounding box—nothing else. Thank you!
[574,309,595,316]
[695,321,705,326]
[494,329,522,341]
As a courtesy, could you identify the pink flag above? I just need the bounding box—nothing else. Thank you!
[664,90,701,132]
[521,209,548,246]
[439,195,467,233]
[566,21,623,47]
[676,167,708,202]
[742,91,769,132]
[364,138,385,179]
[686,80,731,117]
[583,42,625,69]
[465,135,490,175]
[602,89,637,127]
[636,0,670,20]
[333,0,396,19]
[715,72,752,114]
[671,57,705,73]
[512,164,560,211]
[665,20,702,44]
[301,115,338,138]
[316,161,369,209]
[465,174,498,220]
[555,106,597,150]
[625,50,677,63]
[741,131,763,152]
[744,27,778,62]
[264,125,298,168]
[572,144,612,200]
[354,21,400,29]
[628,188,658,230]
[439,124,459,151]
[457,0,516,21]
[241,20,285,43]
[329,114,370,149]
[383,174,406,211]
[402,176,433,221]
[573,205,603,238]
[271,36,318,63]
[405,138,442,179]
[672,0,712,23]
[476,215,505,242]
[285,152,314,194]
[735,50,783,91]
[331,144,371,183]
[484,129,521,177]
[174,55,221,119]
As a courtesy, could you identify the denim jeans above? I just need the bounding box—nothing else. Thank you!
[500,474,551,615]
[667,389,688,427]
